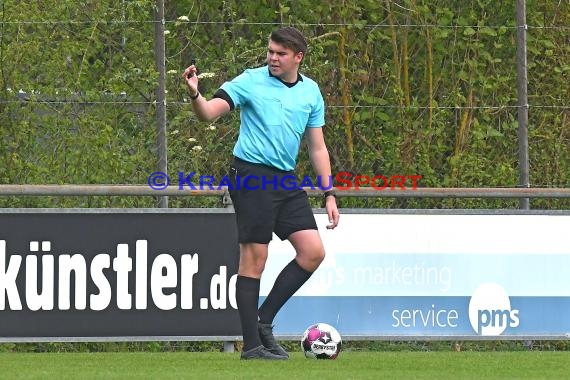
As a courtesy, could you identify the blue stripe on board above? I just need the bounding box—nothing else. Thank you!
[266,296,570,337]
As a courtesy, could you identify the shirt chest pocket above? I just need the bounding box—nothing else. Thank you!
[261,98,283,127]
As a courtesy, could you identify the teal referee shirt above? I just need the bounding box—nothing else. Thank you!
[220,66,325,171]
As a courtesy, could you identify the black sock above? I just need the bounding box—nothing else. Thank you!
[236,275,262,351]
[258,259,312,325]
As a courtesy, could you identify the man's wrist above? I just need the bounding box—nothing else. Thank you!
[324,190,336,199]
[189,91,200,100]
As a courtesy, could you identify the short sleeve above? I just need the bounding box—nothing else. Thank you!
[219,70,251,109]
[306,90,325,128]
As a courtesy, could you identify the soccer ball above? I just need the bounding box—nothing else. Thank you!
[301,323,342,359]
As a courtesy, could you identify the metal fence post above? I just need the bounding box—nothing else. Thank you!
[516,0,530,210]
[154,0,168,208]
[223,190,236,353]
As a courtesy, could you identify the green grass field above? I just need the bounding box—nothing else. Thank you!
[0,351,568,379]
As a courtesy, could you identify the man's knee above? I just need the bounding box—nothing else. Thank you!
[309,248,325,265]
[239,243,269,277]
[288,230,326,271]
[296,245,325,272]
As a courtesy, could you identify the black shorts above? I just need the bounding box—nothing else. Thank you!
[228,157,318,244]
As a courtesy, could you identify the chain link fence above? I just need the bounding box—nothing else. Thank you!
[1,1,568,209]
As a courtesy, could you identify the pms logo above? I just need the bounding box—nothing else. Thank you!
[468,283,520,336]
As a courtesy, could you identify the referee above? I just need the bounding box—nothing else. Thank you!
[183,26,339,360]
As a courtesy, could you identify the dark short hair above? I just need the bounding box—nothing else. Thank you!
[270,27,308,55]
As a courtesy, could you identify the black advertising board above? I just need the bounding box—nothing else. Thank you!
[0,210,240,339]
